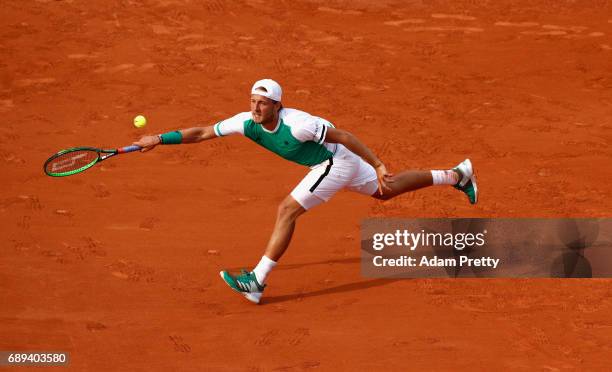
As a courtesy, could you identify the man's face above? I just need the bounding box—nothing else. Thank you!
[250,94,279,124]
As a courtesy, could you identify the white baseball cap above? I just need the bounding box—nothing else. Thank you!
[251,79,282,102]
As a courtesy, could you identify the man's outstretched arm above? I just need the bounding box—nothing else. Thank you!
[133,125,217,152]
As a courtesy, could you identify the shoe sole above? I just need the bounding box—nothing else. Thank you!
[457,159,473,187]
[455,159,478,204]
[470,174,478,204]
[219,271,262,304]
[465,159,478,204]
[244,292,263,304]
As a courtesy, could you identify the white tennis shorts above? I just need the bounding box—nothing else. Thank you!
[290,145,378,210]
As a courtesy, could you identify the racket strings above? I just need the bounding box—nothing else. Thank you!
[46,150,98,175]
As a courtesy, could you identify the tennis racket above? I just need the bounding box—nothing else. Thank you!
[43,145,141,177]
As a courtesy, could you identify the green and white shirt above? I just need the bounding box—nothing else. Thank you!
[213,108,337,167]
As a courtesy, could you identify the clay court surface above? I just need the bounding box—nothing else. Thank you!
[2,0,612,370]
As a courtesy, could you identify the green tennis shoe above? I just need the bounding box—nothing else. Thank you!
[453,159,478,204]
[220,269,265,304]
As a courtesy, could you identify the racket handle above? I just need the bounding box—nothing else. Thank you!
[118,145,142,153]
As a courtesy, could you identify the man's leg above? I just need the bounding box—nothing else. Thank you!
[219,196,306,304]
[371,159,477,204]
[371,170,436,200]
[220,156,360,304]
[250,196,305,287]
[220,167,326,305]
[263,195,306,261]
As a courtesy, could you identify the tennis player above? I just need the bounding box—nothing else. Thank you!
[134,79,478,304]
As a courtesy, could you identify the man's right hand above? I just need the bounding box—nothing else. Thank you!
[133,135,161,152]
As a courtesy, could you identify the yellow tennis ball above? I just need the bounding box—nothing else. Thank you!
[133,115,147,128]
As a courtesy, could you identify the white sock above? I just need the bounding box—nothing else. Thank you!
[252,255,277,285]
[431,170,459,185]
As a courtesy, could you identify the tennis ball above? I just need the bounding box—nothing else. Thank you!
[133,115,147,128]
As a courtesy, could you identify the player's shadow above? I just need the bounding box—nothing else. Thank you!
[227,257,402,304]
[549,219,599,278]
[226,257,360,272]
[263,278,402,305]
[277,257,361,270]
[229,256,402,304]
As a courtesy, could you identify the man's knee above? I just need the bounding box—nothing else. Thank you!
[277,196,306,221]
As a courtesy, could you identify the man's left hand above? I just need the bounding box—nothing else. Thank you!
[375,163,394,196]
